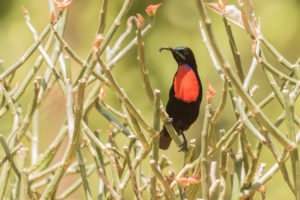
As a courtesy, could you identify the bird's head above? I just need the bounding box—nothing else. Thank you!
[159,46,197,69]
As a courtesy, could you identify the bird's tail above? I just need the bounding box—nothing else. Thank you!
[159,127,172,150]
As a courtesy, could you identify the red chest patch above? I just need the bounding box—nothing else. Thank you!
[174,65,199,103]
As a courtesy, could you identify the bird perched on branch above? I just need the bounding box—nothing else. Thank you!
[159,46,202,150]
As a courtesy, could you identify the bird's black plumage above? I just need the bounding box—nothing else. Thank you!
[159,46,202,150]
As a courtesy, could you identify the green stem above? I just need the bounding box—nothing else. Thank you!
[28,125,68,173]
[40,79,86,199]
[99,0,133,57]
[0,144,22,167]
[97,169,122,200]
[120,148,151,191]
[231,154,242,200]
[16,80,40,142]
[260,58,298,85]
[234,98,266,142]
[95,103,132,136]
[199,21,224,80]
[218,150,228,200]
[201,103,212,200]
[135,18,155,103]
[107,144,122,195]
[26,16,67,96]
[242,142,263,189]
[283,89,300,199]
[209,78,228,148]
[96,57,156,137]
[107,16,133,60]
[83,19,155,88]
[97,0,108,34]
[106,20,154,70]
[261,37,292,71]
[223,16,244,82]
[0,32,54,118]
[31,108,39,165]
[0,135,21,179]
[124,146,142,200]
[82,121,107,152]
[29,162,78,181]
[56,165,96,200]
[19,170,29,200]
[150,90,160,200]
[150,160,176,200]
[243,39,260,89]
[0,25,51,80]
[241,131,300,198]
[77,145,93,200]
[85,0,108,63]
[196,0,294,150]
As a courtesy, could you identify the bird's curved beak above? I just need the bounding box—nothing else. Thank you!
[159,46,174,53]
[159,46,186,62]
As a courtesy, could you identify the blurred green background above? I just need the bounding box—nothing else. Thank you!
[0,0,300,199]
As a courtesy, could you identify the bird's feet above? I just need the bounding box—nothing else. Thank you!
[178,133,188,152]
[165,118,173,125]
[178,140,188,152]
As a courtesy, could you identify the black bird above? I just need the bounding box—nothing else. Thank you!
[159,46,202,150]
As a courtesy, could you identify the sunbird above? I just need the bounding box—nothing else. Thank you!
[159,46,202,150]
